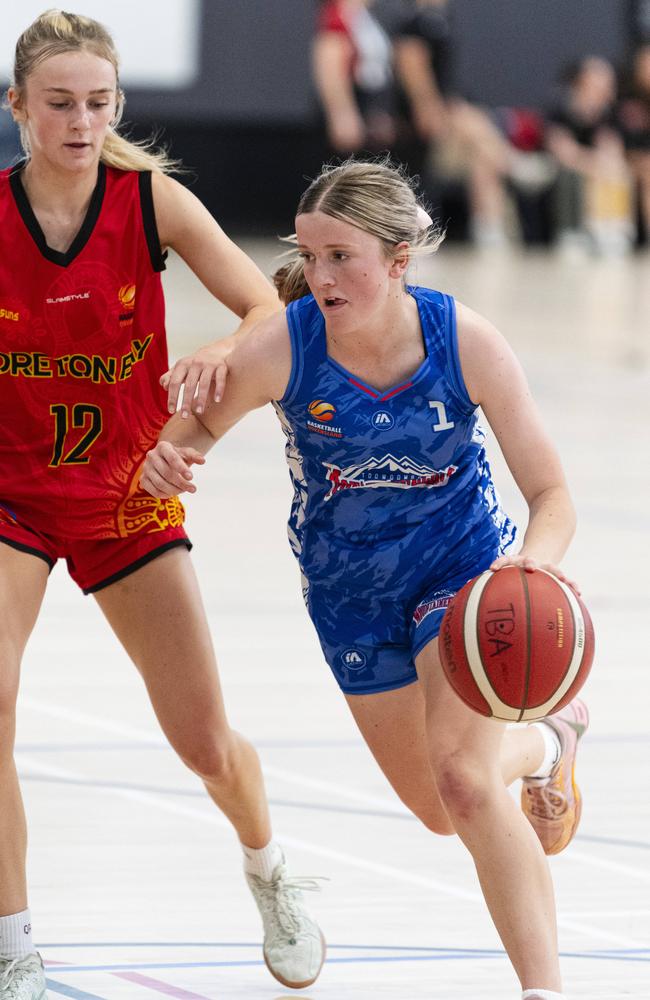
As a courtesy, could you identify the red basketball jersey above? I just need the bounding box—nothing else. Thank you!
[0,163,183,539]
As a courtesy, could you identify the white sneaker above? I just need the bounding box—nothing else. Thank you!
[245,856,326,988]
[0,954,47,1000]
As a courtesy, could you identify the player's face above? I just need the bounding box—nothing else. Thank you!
[10,50,118,173]
[296,211,405,332]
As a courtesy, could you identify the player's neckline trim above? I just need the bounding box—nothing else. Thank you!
[324,289,430,401]
[326,354,428,401]
[9,161,107,268]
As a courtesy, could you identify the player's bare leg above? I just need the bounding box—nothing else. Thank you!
[415,637,562,993]
[345,681,546,832]
[0,546,49,997]
[93,546,271,846]
[94,546,325,988]
[0,547,49,914]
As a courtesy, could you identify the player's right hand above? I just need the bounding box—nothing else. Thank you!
[140,441,206,498]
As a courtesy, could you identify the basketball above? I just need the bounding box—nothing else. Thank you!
[439,567,594,722]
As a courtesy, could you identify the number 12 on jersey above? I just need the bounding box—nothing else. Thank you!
[49,403,103,467]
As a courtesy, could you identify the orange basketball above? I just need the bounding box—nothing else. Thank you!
[308,399,336,422]
[439,567,594,722]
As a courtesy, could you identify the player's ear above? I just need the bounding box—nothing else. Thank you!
[389,242,410,278]
[7,87,26,123]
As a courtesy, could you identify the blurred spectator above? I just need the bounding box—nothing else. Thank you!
[374,0,548,248]
[545,56,633,255]
[312,0,397,154]
[617,43,650,244]
[0,109,22,169]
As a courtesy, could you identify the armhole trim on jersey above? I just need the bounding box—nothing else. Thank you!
[138,171,167,273]
[443,294,475,412]
[278,300,304,406]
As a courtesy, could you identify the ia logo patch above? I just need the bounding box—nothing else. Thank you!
[340,648,367,670]
[371,410,394,430]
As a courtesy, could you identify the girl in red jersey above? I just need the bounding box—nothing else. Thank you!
[0,10,324,998]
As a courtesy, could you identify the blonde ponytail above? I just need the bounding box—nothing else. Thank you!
[273,259,311,306]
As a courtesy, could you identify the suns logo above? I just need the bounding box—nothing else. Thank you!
[308,399,336,422]
[118,284,136,310]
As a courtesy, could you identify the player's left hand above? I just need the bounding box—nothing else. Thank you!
[489,553,581,596]
[161,336,236,418]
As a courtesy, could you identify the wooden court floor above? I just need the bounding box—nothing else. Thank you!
[16,241,649,998]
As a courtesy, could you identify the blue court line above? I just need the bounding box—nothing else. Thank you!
[46,979,107,1000]
[41,947,650,973]
[40,942,650,954]
[42,954,650,972]
[20,774,649,851]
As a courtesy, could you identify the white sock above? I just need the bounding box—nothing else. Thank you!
[522,990,566,999]
[242,840,283,881]
[525,722,562,779]
[0,909,34,959]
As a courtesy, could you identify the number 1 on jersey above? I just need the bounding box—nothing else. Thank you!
[428,400,455,432]
[49,403,103,467]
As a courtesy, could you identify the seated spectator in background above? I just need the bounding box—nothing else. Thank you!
[546,56,632,255]
[312,0,397,154]
[617,43,650,245]
[375,0,516,247]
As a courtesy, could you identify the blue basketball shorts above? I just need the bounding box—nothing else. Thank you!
[305,548,502,696]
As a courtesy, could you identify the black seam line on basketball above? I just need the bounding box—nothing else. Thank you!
[476,576,501,716]
[519,568,532,724]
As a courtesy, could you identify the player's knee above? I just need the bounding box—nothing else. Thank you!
[177,734,234,785]
[432,754,491,822]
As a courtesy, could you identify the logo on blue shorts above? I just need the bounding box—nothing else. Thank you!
[340,648,367,671]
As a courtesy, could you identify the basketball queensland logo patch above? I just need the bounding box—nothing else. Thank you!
[118,284,136,327]
[307,399,343,439]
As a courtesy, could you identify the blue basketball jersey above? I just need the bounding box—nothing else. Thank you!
[273,287,516,597]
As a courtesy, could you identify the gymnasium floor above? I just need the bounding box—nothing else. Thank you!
[17,240,649,999]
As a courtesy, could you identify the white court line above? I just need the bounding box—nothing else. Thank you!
[19,698,165,744]
[263,764,410,815]
[560,850,650,885]
[20,697,410,813]
[561,909,650,919]
[17,699,646,948]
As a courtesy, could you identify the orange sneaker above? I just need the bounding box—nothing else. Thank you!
[521,698,589,856]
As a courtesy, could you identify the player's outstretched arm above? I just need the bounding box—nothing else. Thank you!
[141,310,291,500]
[455,302,578,589]
[152,172,282,416]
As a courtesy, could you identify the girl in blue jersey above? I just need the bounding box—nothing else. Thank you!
[143,159,589,1000]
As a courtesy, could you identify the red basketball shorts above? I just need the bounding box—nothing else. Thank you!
[0,503,191,594]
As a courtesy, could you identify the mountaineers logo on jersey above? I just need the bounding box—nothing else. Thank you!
[323,454,458,500]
